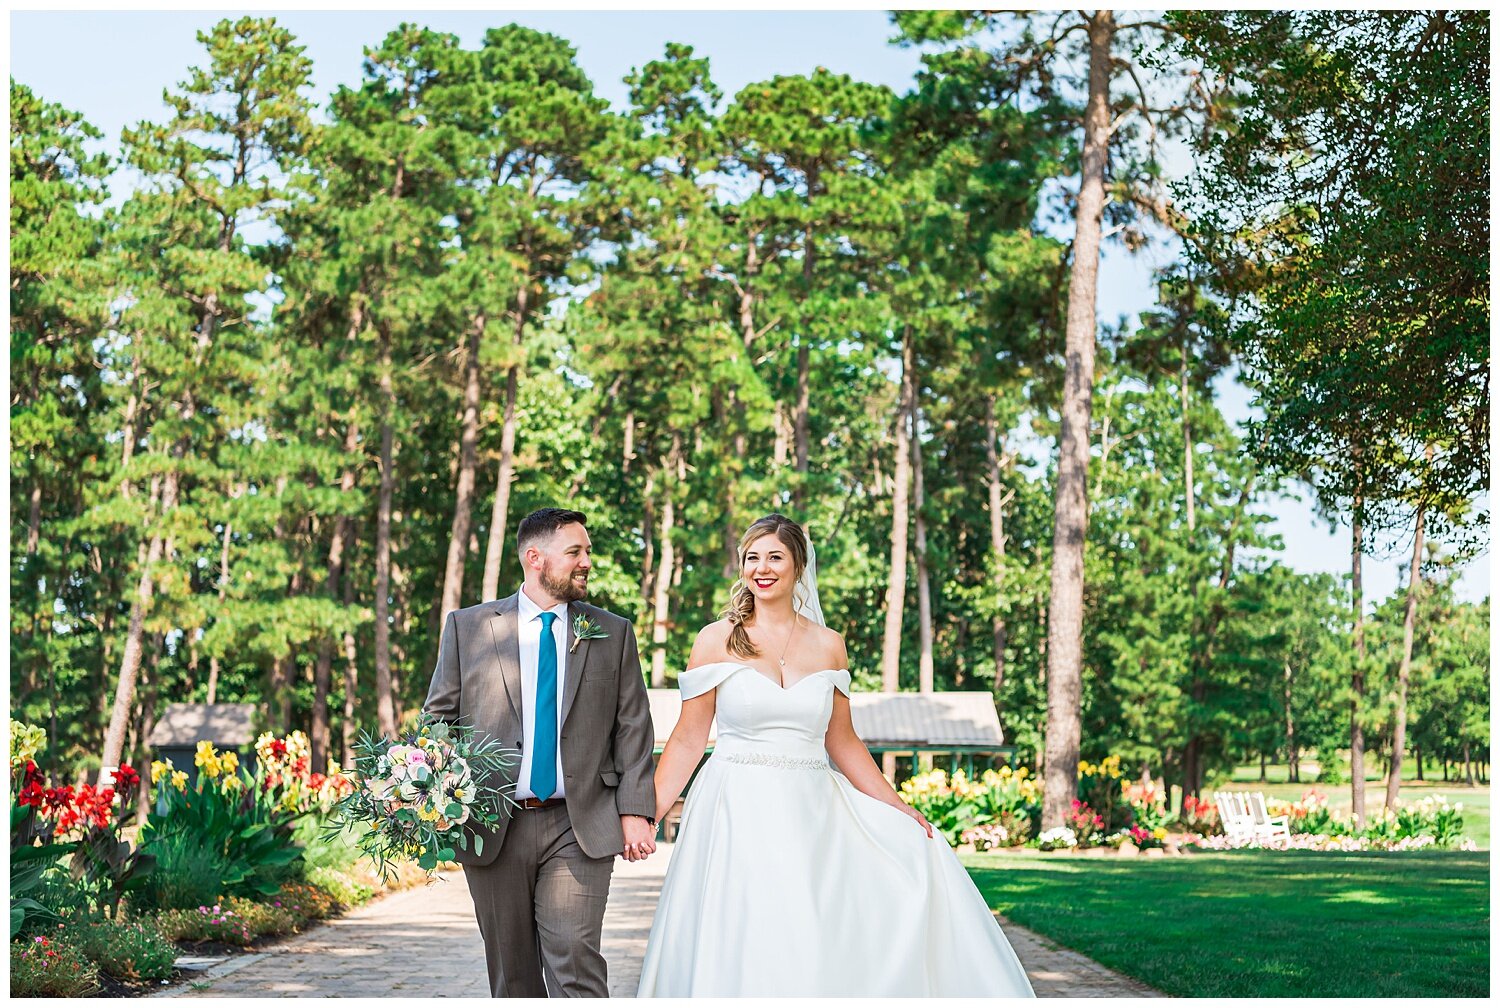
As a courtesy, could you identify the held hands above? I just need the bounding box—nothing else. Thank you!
[621,814,657,861]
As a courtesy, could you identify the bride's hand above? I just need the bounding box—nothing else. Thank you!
[898,802,934,838]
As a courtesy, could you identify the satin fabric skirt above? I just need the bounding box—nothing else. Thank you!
[636,751,1036,997]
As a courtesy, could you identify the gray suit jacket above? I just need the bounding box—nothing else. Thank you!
[422,593,657,863]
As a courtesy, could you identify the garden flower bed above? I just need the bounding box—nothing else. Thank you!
[9,720,432,997]
[896,756,1470,856]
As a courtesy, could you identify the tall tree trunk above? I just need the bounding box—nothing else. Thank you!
[793,340,811,510]
[793,220,815,511]
[1042,9,1113,830]
[1284,662,1299,784]
[373,324,398,738]
[1181,354,1195,533]
[984,395,1014,732]
[723,236,761,577]
[482,286,528,603]
[442,313,486,618]
[650,445,681,687]
[1414,745,1423,782]
[792,222,814,510]
[341,552,360,767]
[639,474,656,611]
[206,479,246,706]
[27,481,41,555]
[1350,488,1368,824]
[881,330,915,691]
[1384,462,1429,810]
[773,404,791,468]
[99,469,175,784]
[911,372,933,693]
[311,441,358,774]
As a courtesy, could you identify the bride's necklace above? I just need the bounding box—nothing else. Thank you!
[776,615,799,670]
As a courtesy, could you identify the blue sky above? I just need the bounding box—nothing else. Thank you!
[10,9,1488,606]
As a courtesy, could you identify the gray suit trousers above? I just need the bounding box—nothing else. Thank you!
[463,802,614,997]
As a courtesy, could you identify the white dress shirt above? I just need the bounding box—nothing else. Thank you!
[514,586,569,800]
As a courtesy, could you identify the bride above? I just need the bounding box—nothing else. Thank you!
[636,513,1035,997]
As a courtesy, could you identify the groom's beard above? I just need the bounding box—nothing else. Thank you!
[540,562,588,603]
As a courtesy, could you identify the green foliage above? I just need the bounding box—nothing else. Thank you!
[10,15,1487,821]
[153,904,256,946]
[224,896,301,938]
[1171,10,1488,546]
[10,929,100,997]
[69,918,177,982]
[304,866,375,907]
[127,829,232,912]
[142,776,306,900]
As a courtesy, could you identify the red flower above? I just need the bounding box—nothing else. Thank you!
[114,764,141,791]
[18,777,45,808]
[308,772,326,790]
[269,739,289,759]
[43,785,75,816]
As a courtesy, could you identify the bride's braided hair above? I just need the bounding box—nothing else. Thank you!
[722,513,809,659]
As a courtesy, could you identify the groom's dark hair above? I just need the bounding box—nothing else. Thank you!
[517,507,588,554]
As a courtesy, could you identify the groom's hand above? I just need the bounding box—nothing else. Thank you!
[620,815,657,861]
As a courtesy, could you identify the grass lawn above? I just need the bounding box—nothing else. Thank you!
[965,848,1489,998]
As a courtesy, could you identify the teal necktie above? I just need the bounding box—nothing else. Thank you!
[530,611,559,800]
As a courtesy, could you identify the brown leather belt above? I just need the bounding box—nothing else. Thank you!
[518,797,565,810]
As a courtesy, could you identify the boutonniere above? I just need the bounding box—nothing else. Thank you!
[570,614,608,653]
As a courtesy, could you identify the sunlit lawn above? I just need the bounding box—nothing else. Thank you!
[966,849,1488,998]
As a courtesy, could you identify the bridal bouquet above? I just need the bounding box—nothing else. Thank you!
[327,715,520,880]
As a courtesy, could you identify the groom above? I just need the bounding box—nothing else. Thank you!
[424,507,658,997]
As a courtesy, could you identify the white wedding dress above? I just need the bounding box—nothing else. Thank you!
[636,662,1035,997]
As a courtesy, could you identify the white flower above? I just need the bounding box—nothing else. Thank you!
[1038,826,1078,849]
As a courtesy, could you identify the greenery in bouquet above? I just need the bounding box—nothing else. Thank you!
[327,715,520,880]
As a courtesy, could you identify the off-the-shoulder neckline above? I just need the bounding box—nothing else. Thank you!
[682,661,849,692]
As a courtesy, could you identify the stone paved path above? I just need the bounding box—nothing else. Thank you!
[164,843,1159,998]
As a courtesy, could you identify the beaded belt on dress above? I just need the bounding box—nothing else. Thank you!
[718,752,829,770]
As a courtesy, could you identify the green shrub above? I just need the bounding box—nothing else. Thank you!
[306,865,375,907]
[11,932,100,997]
[295,815,365,873]
[131,829,230,911]
[70,918,177,981]
[154,905,255,946]
[224,897,300,938]
[143,773,305,899]
[276,880,338,921]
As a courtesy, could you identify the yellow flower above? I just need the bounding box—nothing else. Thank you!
[418,804,441,822]
[10,720,46,768]
[151,759,173,784]
[195,740,218,766]
[170,770,189,790]
[220,750,239,774]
